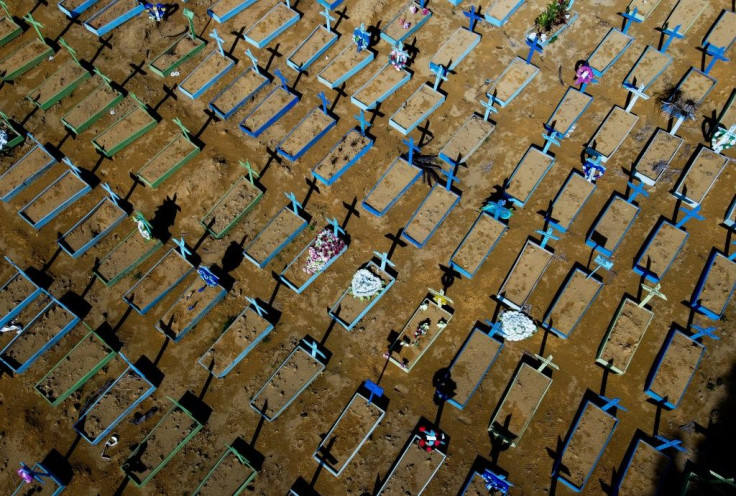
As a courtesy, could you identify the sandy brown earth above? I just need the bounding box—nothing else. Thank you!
[0,0,735,495]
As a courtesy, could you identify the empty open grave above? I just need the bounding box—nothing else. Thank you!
[596,297,654,375]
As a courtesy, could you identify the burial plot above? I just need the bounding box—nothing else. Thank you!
[362,156,421,217]
[312,128,374,186]
[402,172,459,248]
[58,0,103,18]
[277,103,337,162]
[633,128,683,186]
[199,300,274,378]
[445,323,504,409]
[0,298,79,373]
[586,193,639,257]
[586,106,638,163]
[179,49,235,100]
[83,0,145,36]
[680,469,736,495]
[702,9,736,55]
[0,38,53,82]
[389,83,445,135]
[58,196,127,258]
[0,112,23,150]
[329,255,396,331]
[26,60,90,110]
[242,200,309,268]
[280,222,349,294]
[317,29,375,89]
[123,398,203,487]
[484,0,525,26]
[450,207,508,278]
[157,268,227,342]
[250,338,328,421]
[623,46,672,92]
[94,217,163,286]
[243,2,300,49]
[313,385,386,476]
[150,32,206,79]
[626,0,663,21]
[18,167,91,230]
[0,290,53,350]
[596,297,654,375]
[505,147,555,207]
[380,1,432,45]
[645,328,705,409]
[633,218,688,283]
[387,296,454,372]
[122,247,195,315]
[201,175,263,239]
[664,0,709,38]
[351,61,412,111]
[209,66,269,119]
[0,134,56,202]
[62,80,123,135]
[193,444,258,495]
[11,462,65,495]
[92,102,157,157]
[497,239,553,311]
[377,432,446,495]
[586,28,633,77]
[207,0,258,23]
[542,267,602,339]
[553,397,620,492]
[489,357,555,447]
[34,328,116,406]
[614,437,672,496]
[673,145,727,207]
[0,262,43,327]
[136,130,201,189]
[429,27,480,72]
[287,18,338,73]
[239,79,299,137]
[546,87,592,137]
[548,170,595,233]
[690,249,736,320]
[439,114,495,166]
[485,57,539,108]
[673,67,716,107]
[0,10,21,47]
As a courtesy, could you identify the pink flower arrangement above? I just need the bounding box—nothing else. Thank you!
[304,229,346,275]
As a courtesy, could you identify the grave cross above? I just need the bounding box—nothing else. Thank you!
[690,324,719,341]
[209,28,225,57]
[483,319,504,338]
[481,469,513,494]
[182,8,196,39]
[285,0,291,8]
[729,239,736,261]
[712,124,736,153]
[0,1,11,19]
[620,7,641,34]
[353,23,370,52]
[303,338,326,360]
[402,136,420,165]
[583,154,605,183]
[429,62,448,91]
[479,94,498,121]
[639,282,666,307]
[587,254,613,279]
[23,14,45,42]
[320,6,335,32]
[704,44,729,75]
[101,183,120,206]
[600,395,627,412]
[327,217,344,237]
[364,379,384,404]
[172,117,191,140]
[129,92,148,111]
[59,38,80,66]
[541,130,561,154]
[428,288,453,308]
[440,166,459,191]
[481,199,512,220]
[133,211,153,240]
[318,91,330,114]
[533,354,559,373]
[525,35,543,65]
[464,6,484,33]
[284,191,302,213]
[244,49,259,73]
[675,204,704,229]
[372,251,395,272]
[197,266,219,288]
[174,237,192,257]
[653,435,687,453]
[627,180,649,204]
[61,157,84,178]
[93,67,113,88]
[354,109,371,136]
[274,68,289,89]
[624,82,649,113]
[707,471,736,485]
[535,228,559,250]
[239,160,259,184]
[245,296,267,317]
[660,24,683,52]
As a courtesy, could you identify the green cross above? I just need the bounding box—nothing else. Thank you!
[23,13,45,43]
[0,110,8,122]
[172,117,190,139]
[239,160,259,184]
[129,92,148,111]
[0,1,12,19]
[183,8,196,39]
[93,67,113,88]
[59,38,80,66]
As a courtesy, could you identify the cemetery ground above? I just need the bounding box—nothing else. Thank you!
[0,0,735,495]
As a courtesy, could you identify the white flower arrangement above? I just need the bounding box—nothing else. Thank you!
[419,301,429,311]
[350,268,384,300]
[436,318,447,330]
[500,311,537,341]
[0,129,8,151]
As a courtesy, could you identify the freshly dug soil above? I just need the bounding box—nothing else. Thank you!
[634,129,682,183]
[587,29,631,73]
[204,308,271,377]
[440,114,495,164]
[695,253,736,315]
[0,273,38,317]
[617,441,669,496]
[27,61,88,105]
[279,108,334,158]
[551,171,595,229]
[597,298,654,374]
[196,448,256,496]
[202,177,262,236]
[124,250,193,311]
[403,185,457,245]
[6,293,52,331]
[151,36,203,72]
[245,3,297,45]
[489,57,538,103]
[138,134,198,185]
[61,199,123,254]
[93,106,153,153]
[499,241,553,307]
[0,303,75,368]
[180,51,232,96]
[313,130,372,183]
[380,436,444,495]
[79,370,149,441]
[21,171,88,225]
[544,269,601,335]
[160,280,224,339]
[382,2,430,42]
[0,145,55,198]
[289,26,335,68]
[245,208,305,265]
[88,0,140,29]
[591,196,639,253]
[0,39,50,76]
[676,147,727,204]
[450,329,502,406]
[96,228,160,284]
[390,84,444,131]
[451,213,506,275]
[506,148,554,203]
[363,158,419,213]
[636,221,687,279]
[589,106,638,157]
[649,332,704,406]
[63,83,121,131]
[388,299,452,370]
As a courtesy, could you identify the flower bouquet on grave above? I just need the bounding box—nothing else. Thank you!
[304,229,347,275]
[0,128,7,151]
[500,310,537,341]
[583,160,605,183]
[532,0,572,42]
[390,45,409,71]
[145,3,169,22]
[350,268,385,300]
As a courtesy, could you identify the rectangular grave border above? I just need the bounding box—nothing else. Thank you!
[0,39,54,81]
[449,210,508,279]
[361,156,421,217]
[201,175,263,238]
[545,86,593,136]
[277,106,337,162]
[402,183,460,248]
[585,193,639,257]
[673,145,727,207]
[317,43,375,89]
[61,82,124,135]
[484,0,525,26]
[438,113,495,166]
[542,267,603,338]
[690,250,736,320]
[380,2,432,45]
[447,324,504,409]
[280,225,349,294]
[497,239,553,310]
[377,433,446,495]
[0,112,24,149]
[633,128,684,186]
[0,15,21,46]
[207,0,259,23]
[633,219,688,284]
[429,27,480,72]
[91,106,157,157]
[27,60,91,110]
[595,296,654,375]
[644,328,705,409]
[505,146,555,207]
[389,83,445,135]
[701,9,736,52]
[487,57,539,107]
[58,197,127,258]
[18,169,92,229]
[548,170,596,232]
[83,0,146,37]
[311,128,374,186]
[122,248,195,315]
[239,84,299,137]
[525,11,579,47]
[193,444,259,494]
[623,46,673,92]
[587,28,633,77]
[10,462,64,495]
[243,3,300,49]
[93,225,163,287]
[329,260,396,331]
[613,436,671,495]
[208,66,270,119]
[136,132,202,189]
[0,134,57,202]
[0,257,43,327]
[178,50,236,100]
[586,106,638,163]
[286,25,338,73]
[148,34,207,78]
[58,0,102,18]
[350,63,412,111]
[242,204,309,269]
[156,276,227,342]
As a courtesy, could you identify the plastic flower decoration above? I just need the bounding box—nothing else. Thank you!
[0,129,7,151]
[499,311,537,341]
[304,229,346,275]
[350,269,384,300]
[575,64,594,87]
[145,3,167,22]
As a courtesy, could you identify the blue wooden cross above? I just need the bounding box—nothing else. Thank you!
[482,200,512,220]
[403,137,420,165]
[429,62,448,91]
[364,379,384,404]
[353,23,370,52]
[620,7,641,34]
[479,94,498,121]
[418,0,427,7]
[173,237,192,257]
[320,5,335,31]
[274,68,289,89]
[660,24,683,52]
[653,435,687,453]
[355,109,371,136]
[483,319,504,338]
[675,204,704,229]
[600,395,627,412]
[318,91,330,114]
[481,469,513,494]
[535,228,559,250]
[303,337,326,360]
[327,217,344,236]
[61,157,84,178]
[587,254,613,279]
[101,182,120,206]
[373,251,395,272]
[210,28,225,57]
[691,324,719,341]
[704,44,729,75]
[464,5,483,33]
[245,296,267,317]
[627,180,649,204]
[525,36,543,65]
[541,130,561,154]
[284,191,302,213]
[244,48,259,72]
[441,167,459,191]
